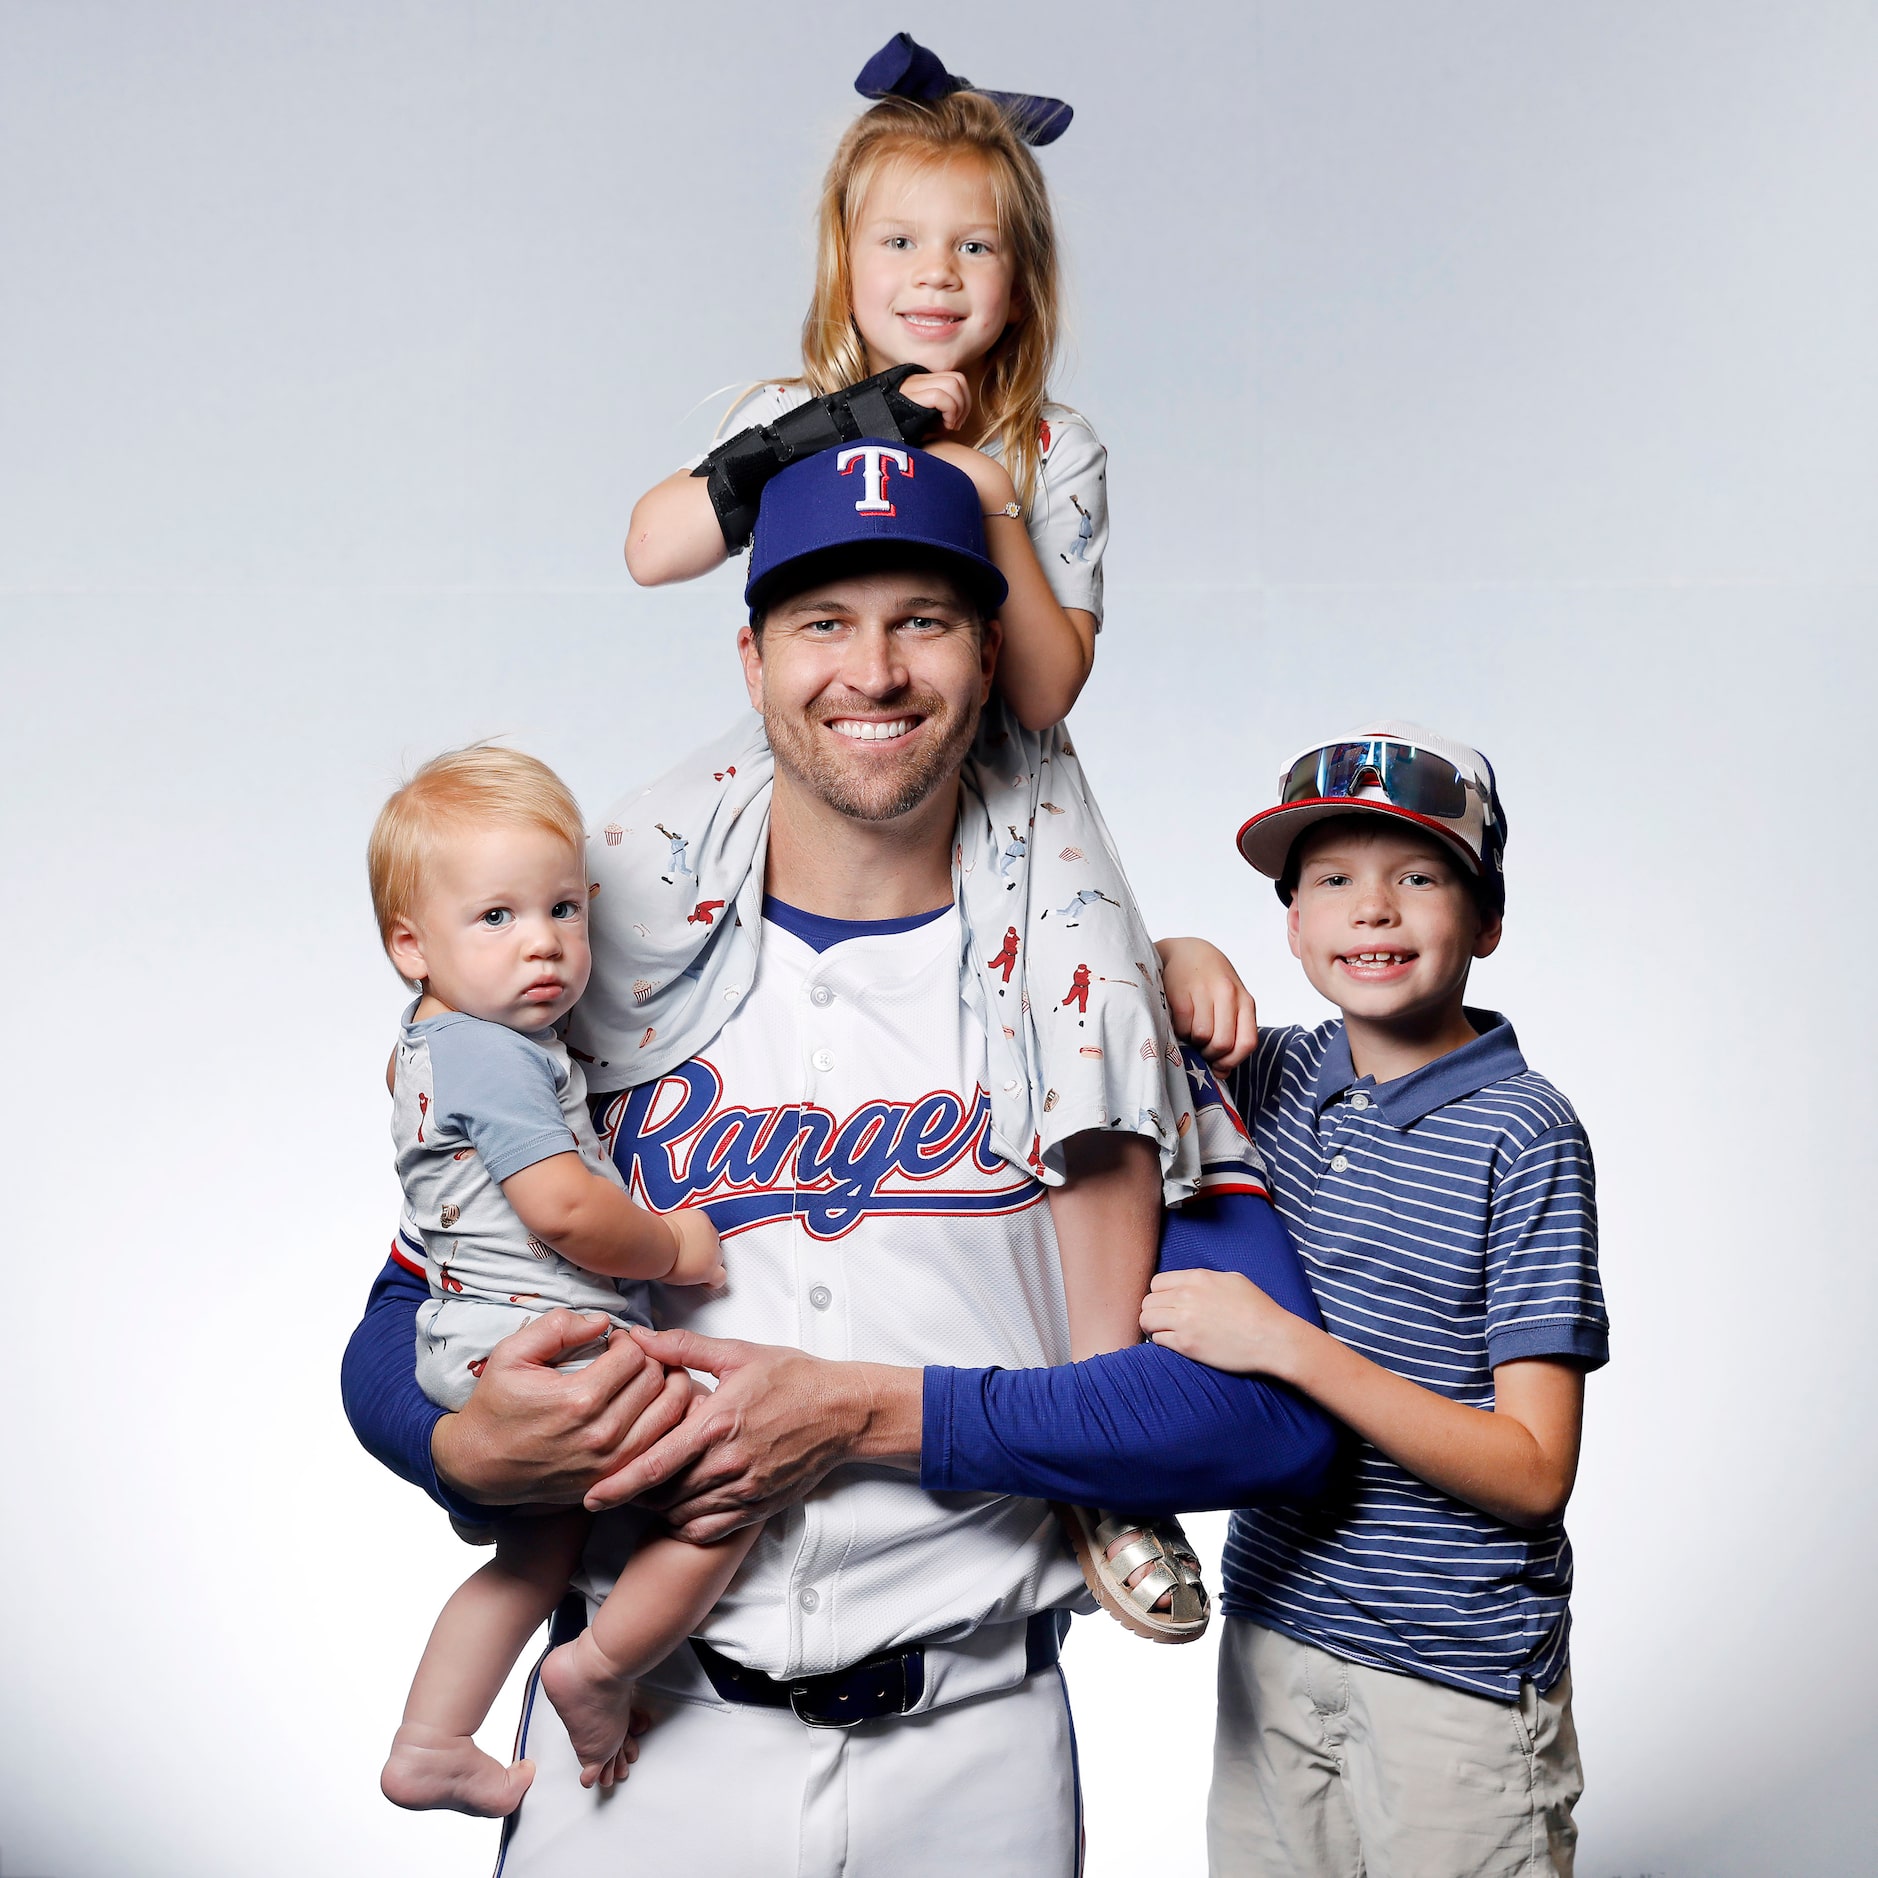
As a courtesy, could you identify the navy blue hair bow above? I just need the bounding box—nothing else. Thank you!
[855,32,1073,146]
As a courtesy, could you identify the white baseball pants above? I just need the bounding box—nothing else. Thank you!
[493,1639,1081,1876]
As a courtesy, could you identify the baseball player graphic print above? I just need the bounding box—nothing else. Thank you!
[988,924,1021,983]
[655,823,693,882]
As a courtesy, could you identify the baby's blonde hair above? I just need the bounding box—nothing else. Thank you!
[799,90,1063,512]
[367,744,586,962]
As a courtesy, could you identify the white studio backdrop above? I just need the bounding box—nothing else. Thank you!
[1,4,1874,1874]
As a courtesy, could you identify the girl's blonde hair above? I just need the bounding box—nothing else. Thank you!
[367,743,585,960]
[800,91,1062,513]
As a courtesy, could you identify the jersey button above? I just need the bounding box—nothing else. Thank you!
[799,1588,821,1612]
[1329,1153,1351,1173]
[811,1048,835,1072]
[809,1285,833,1311]
[810,984,834,1007]
[1349,1092,1371,1111]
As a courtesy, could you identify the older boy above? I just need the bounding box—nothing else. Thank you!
[1148,723,1608,1878]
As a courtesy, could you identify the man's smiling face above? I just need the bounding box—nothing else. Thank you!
[739,564,1000,825]
[1286,819,1501,1030]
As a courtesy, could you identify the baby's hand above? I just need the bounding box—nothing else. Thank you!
[1139,1269,1298,1377]
[898,370,972,433]
[665,1207,726,1288]
[1155,937,1258,1069]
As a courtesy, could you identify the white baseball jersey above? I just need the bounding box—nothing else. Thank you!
[574,905,1088,1677]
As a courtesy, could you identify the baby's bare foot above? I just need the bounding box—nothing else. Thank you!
[539,1629,639,1790]
[381,1722,534,1817]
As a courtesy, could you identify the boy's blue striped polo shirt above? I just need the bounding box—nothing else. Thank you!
[1225,1011,1609,1701]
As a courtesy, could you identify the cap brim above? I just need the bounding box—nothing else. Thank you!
[1236,797,1483,878]
[745,538,1009,621]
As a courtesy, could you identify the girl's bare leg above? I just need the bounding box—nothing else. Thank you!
[381,1512,587,1817]
[1048,1135,1199,1621]
[538,1523,762,1790]
[1049,1132,1162,1361]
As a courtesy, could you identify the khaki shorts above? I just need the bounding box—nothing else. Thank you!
[1208,1619,1583,1878]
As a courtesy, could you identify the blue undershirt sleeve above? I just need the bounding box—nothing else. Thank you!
[922,1192,1339,1513]
[339,1252,489,1523]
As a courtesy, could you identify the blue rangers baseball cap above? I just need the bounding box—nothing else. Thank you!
[744,440,1009,623]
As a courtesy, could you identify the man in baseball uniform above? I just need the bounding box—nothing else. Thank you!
[344,446,1333,1874]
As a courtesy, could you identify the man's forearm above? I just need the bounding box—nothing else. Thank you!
[920,1193,1339,1512]
[923,1346,1335,1511]
[841,1361,924,1466]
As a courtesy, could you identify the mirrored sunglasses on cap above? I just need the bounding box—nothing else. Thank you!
[1237,723,1505,894]
[1281,737,1478,821]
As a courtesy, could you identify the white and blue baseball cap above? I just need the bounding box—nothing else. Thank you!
[1237,719,1508,908]
[744,440,1009,622]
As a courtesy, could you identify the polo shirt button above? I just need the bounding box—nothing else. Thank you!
[809,1284,832,1311]
[811,1048,835,1072]
[1330,1153,1351,1173]
[799,1588,820,1612]
[1350,1092,1371,1111]
[810,984,834,1007]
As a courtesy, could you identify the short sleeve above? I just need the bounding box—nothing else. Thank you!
[1027,411,1108,622]
[1484,1122,1610,1370]
[426,1020,579,1184]
[680,382,809,472]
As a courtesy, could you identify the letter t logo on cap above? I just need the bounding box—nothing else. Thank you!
[837,444,913,516]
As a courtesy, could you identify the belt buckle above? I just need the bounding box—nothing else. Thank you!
[789,1681,865,1729]
[787,1652,911,1729]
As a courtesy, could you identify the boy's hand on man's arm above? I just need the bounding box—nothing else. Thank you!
[430,1310,694,1506]
[1142,1270,1585,1530]
[1155,936,1259,1068]
[1140,1267,1302,1375]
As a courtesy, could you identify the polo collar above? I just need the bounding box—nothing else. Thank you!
[1308,1009,1526,1127]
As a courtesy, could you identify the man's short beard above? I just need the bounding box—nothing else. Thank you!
[765,686,984,824]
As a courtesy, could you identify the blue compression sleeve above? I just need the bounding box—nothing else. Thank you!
[922,1192,1339,1513]
[339,1254,487,1522]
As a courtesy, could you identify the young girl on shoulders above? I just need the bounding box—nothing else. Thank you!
[615,35,1253,1642]
[627,36,1101,735]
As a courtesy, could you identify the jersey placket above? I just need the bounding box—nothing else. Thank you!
[785,947,861,1670]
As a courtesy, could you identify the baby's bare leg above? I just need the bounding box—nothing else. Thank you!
[1049,1132,1162,1360]
[381,1511,587,1817]
[539,1523,762,1790]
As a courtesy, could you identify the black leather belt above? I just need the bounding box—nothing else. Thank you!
[691,1609,1067,1729]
